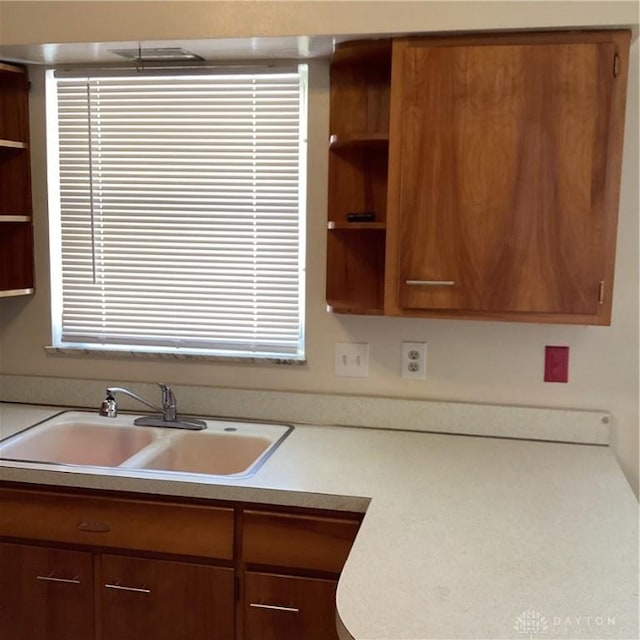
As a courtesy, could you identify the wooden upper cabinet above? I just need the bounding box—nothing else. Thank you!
[384,31,630,324]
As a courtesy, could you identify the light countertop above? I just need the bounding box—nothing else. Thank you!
[0,402,638,639]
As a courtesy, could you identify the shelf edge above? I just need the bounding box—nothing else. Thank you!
[329,133,389,148]
[326,302,384,315]
[0,288,35,298]
[0,61,25,74]
[0,215,32,223]
[327,222,386,230]
[0,139,28,150]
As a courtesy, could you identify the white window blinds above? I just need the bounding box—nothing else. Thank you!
[49,67,306,359]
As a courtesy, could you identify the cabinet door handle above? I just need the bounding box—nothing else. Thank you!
[104,582,151,594]
[249,603,300,613]
[406,280,455,286]
[78,520,110,533]
[37,574,81,585]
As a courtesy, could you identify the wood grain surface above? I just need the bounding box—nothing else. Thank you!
[384,31,630,324]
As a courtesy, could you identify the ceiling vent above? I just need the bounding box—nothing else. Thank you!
[109,47,204,62]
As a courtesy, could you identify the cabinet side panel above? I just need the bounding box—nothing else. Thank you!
[384,39,410,314]
[598,31,631,324]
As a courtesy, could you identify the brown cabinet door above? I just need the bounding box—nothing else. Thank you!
[100,554,234,640]
[243,571,339,640]
[0,541,94,640]
[389,33,628,321]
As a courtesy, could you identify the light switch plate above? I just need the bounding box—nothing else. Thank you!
[334,342,370,377]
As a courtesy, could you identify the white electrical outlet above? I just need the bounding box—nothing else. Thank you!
[334,342,370,377]
[401,342,427,379]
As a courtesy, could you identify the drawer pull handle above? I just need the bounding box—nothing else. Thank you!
[406,280,455,286]
[37,574,80,585]
[250,603,299,613]
[105,583,151,594]
[78,520,110,533]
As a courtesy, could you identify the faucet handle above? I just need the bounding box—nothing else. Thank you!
[158,383,174,402]
[158,383,177,421]
[100,390,117,417]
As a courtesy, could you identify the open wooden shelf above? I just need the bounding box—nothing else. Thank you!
[327,147,389,226]
[326,226,386,313]
[0,221,34,292]
[329,41,391,141]
[326,40,392,313]
[0,149,32,216]
[1,61,34,296]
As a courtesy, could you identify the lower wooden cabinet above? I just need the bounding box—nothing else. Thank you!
[100,554,235,640]
[243,572,339,640]
[0,542,94,640]
[240,509,361,640]
[0,543,235,640]
[0,486,361,640]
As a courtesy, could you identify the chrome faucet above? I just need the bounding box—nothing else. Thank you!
[99,383,206,430]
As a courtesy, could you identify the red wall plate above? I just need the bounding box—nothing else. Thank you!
[544,346,569,383]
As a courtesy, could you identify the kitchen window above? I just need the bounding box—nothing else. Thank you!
[46,66,307,361]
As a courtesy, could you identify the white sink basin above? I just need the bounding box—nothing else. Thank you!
[0,411,293,478]
[0,420,154,467]
[131,432,274,475]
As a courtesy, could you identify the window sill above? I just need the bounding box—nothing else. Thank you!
[44,346,306,367]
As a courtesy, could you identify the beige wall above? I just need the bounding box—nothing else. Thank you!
[0,1,638,494]
[0,1,637,46]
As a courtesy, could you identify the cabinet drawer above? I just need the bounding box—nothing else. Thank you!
[0,488,233,559]
[244,571,339,640]
[242,510,359,573]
